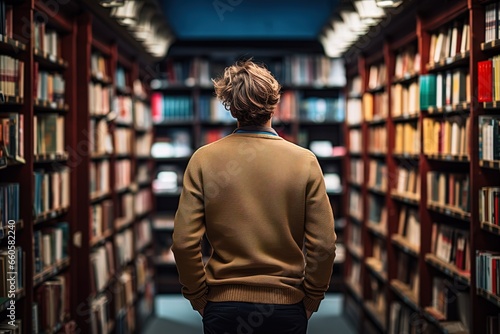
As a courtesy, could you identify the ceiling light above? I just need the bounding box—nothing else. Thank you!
[99,0,125,7]
[376,0,403,8]
[354,0,386,23]
[111,0,141,26]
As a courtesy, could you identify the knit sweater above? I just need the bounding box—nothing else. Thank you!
[171,127,337,313]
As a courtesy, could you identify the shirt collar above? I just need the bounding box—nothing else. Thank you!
[232,125,278,136]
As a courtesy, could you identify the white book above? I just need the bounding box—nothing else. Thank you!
[451,122,460,156]
[450,25,458,58]
[436,73,444,108]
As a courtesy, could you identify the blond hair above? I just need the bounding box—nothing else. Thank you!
[212,59,281,126]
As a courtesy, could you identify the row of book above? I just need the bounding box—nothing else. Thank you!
[431,223,470,273]
[367,160,386,191]
[348,129,362,154]
[428,18,470,65]
[349,189,363,222]
[480,187,500,226]
[134,99,152,130]
[397,207,420,250]
[282,56,346,87]
[33,22,61,59]
[35,70,66,107]
[422,117,470,158]
[346,98,362,125]
[115,228,133,269]
[136,132,153,157]
[0,247,23,297]
[0,1,13,38]
[115,66,128,92]
[368,126,387,154]
[391,82,419,117]
[34,114,65,157]
[89,82,112,116]
[33,274,69,333]
[135,219,153,253]
[485,2,500,44]
[90,200,113,242]
[419,71,470,110]
[151,94,193,123]
[394,253,419,298]
[151,130,192,159]
[349,159,363,185]
[477,57,500,103]
[299,97,345,122]
[114,95,133,124]
[367,63,387,90]
[479,116,500,161]
[363,92,388,122]
[0,184,19,230]
[198,95,233,123]
[0,113,24,162]
[134,189,152,216]
[368,195,387,229]
[89,118,112,156]
[394,46,420,80]
[91,53,110,82]
[116,193,134,225]
[427,172,470,213]
[0,56,24,98]
[33,222,69,274]
[394,122,420,156]
[476,250,500,300]
[33,168,70,218]
[114,128,133,155]
[115,159,131,191]
[428,277,470,330]
[90,160,110,197]
[136,164,151,184]
[393,166,420,199]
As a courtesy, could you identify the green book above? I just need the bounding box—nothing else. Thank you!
[420,74,437,110]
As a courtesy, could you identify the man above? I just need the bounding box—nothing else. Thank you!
[172,59,336,334]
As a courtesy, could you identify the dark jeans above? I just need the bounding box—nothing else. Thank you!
[202,301,308,334]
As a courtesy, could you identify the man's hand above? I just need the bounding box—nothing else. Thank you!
[198,308,204,317]
[306,310,312,319]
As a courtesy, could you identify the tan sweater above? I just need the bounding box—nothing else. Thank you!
[172,129,336,312]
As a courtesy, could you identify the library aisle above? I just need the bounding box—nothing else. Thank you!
[2,0,500,333]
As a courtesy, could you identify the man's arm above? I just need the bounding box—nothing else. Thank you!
[303,155,337,313]
[172,155,208,311]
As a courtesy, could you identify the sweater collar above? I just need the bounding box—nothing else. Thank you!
[232,125,278,136]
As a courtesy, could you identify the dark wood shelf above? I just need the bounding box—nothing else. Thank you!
[368,152,387,159]
[34,152,69,164]
[348,181,362,189]
[90,73,112,86]
[153,120,195,126]
[366,85,386,94]
[135,127,153,133]
[367,222,387,240]
[390,280,419,311]
[480,160,500,170]
[34,207,69,225]
[346,244,363,260]
[363,301,387,332]
[391,234,419,258]
[349,214,363,226]
[34,48,68,70]
[367,186,386,196]
[480,222,500,236]
[0,156,26,169]
[425,51,470,72]
[482,101,500,110]
[0,95,24,105]
[116,186,132,195]
[0,35,27,54]
[477,288,500,308]
[90,192,112,203]
[115,218,134,232]
[116,86,132,96]
[153,190,182,197]
[392,114,420,123]
[153,156,191,162]
[34,99,69,113]
[33,257,70,287]
[136,155,153,160]
[115,154,132,159]
[316,156,345,161]
[481,39,500,52]
[366,118,387,126]
[90,154,111,160]
[347,93,362,99]
[90,229,114,248]
[345,281,363,304]
[425,253,470,286]
[347,123,362,129]
[390,192,420,206]
[365,258,387,283]
[426,102,470,116]
[114,121,133,128]
[392,153,420,160]
[427,202,471,222]
[425,154,469,163]
[392,72,419,85]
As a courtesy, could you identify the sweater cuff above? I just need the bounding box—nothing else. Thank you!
[190,294,208,311]
[303,296,322,312]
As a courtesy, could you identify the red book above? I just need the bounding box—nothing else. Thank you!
[478,60,493,103]
[151,93,163,123]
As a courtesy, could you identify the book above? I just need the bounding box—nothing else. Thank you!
[480,187,500,225]
[368,160,386,191]
[151,93,194,123]
[479,116,500,161]
[394,122,420,155]
[431,223,470,273]
[134,189,152,216]
[34,114,65,156]
[114,128,133,155]
[89,82,111,116]
[478,60,493,103]
[89,160,110,198]
[367,126,387,154]
[114,159,131,191]
[0,113,24,162]
[0,56,24,98]
[90,200,114,240]
[349,158,364,185]
[91,53,110,81]
[33,167,70,218]
[36,71,65,107]
[427,171,470,213]
[423,117,469,158]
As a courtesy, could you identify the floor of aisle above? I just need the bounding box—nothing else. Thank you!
[143,293,356,334]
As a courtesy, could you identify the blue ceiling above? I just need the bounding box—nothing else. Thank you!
[161,0,339,40]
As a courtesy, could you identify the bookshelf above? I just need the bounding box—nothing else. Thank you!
[342,0,500,333]
[72,10,156,333]
[150,54,347,294]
